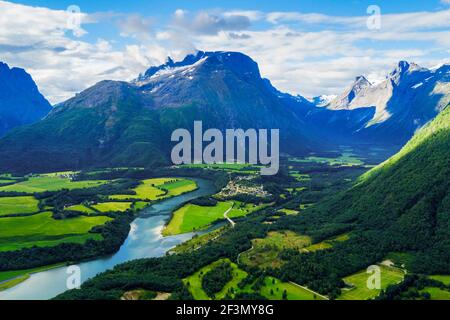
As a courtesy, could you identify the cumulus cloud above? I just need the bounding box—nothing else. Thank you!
[118,14,153,40]
[172,9,251,35]
[0,1,449,103]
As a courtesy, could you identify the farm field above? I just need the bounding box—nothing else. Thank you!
[163,201,265,236]
[170,227,227,254]
[0,175,107,193]
[66,204,95,214]
[92,202,132,213]
[338,265,405,300]
[420,287,450,300]
[0,196,40,216]
[0,211,111,251]
[240,231,312,269]
[429,275,450,285]
[259,277,327,300]
[183,259,247,300]
[110,178,197,201]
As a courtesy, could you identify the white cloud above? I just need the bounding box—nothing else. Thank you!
[118,14,153,40]
[172,9,251,35]
[0,1,448,104]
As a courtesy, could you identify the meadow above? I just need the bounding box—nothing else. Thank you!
[239,231,312,269]
[183,258,326,300]
[110,178,197,201]
[163,201,264,236]
[183,258,248,300]
[0,212,111,251]
[338,265,405,300]
[0,175,107,193]
[91,202,133,213]
[259,277,327,300]
[0,196,40,216]
[420,287,450,300]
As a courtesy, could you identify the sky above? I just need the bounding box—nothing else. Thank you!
[1,0,449,103]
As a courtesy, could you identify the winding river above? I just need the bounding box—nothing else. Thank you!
[0,178,216,300]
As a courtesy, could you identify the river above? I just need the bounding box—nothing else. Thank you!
[0,178,216,300]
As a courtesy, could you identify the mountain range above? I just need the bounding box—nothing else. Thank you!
[0,62,51,137]
[0,52,448,173]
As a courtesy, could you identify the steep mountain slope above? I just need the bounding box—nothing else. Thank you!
[0,62,52,136]
[324,62,449,145]
[0,52,322,173]
[301,105,450,273]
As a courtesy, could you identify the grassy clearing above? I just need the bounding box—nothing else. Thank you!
[259,277,326,300]
[240,231,312,269]
[163,201,265,236]
[277,208,299,215]
[163,201,233,236]
[183,259,247,300]
[338,265,405,300]
[288,171,311,182]
[420,287,450,300]
[429,275,450,285]
[0,212,111,251]
[0,175,107,193]
[170,227,227,254]
[66,204,95,214]
[110,178,197,201]
[0,196,40,216]
[184,259,325,301]
[302,233,350,252]
[0,263,64,291]
[92,202,132,213]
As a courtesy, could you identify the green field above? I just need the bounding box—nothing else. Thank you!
[338,265,405,300]
[170,227,227,254]
[420,287,450,300]
[110,178,197,201]
[0,175,107,193]
[183,259,326,300]
[163,201,264,236]
[259,277,327,300]
[65,204,95,214]
[0,196,40,216]
[183,259,248,300]
[302,233,350,252]
[277,208,299,215]
[0,212,111,251]
[92,202,133,213]
[429,275,450,285]
[240,231,312,269]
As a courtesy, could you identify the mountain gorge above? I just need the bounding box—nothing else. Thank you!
[0,62,52,137]
[291,104,450,273]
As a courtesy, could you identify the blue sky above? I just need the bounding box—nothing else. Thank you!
[1,0,449,103]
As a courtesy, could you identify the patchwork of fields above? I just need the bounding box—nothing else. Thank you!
[183,258,326,300]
